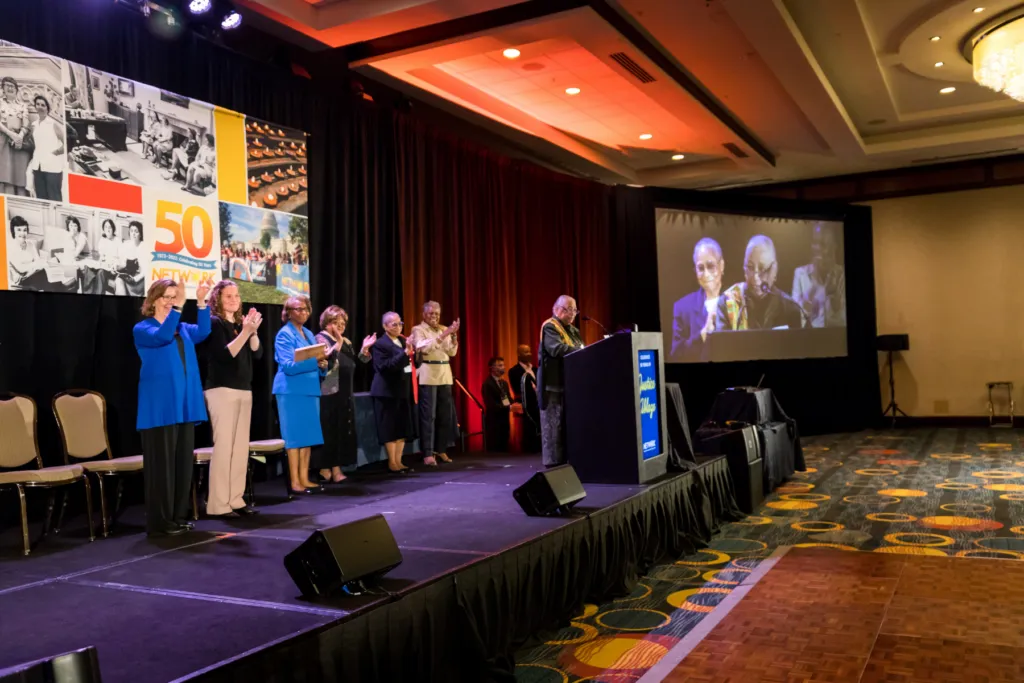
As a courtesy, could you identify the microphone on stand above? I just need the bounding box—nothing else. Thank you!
[580,314,609,336]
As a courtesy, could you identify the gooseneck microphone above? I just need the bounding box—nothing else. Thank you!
[580,314,608,335]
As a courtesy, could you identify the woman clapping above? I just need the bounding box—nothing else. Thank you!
[203,280,263,517]
[134,278,211,536]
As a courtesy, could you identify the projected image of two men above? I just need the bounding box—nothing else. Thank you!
[656,209,847,364]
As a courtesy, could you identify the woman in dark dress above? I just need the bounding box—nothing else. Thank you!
[314,305,375,483]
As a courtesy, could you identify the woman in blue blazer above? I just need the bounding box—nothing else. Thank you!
[133,278,210,537]
[274,296,328,494]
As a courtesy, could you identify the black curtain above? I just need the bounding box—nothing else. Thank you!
[0,0,401,463]
[608,185,879,435]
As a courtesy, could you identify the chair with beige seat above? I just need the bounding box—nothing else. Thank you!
[52,389,143,537]
[190,438,286,519]
[0,392,95,556]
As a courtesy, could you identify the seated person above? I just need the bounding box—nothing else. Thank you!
[152,117,174,166]
[792,224,846,328]
[716,235,803,331]
[114,220,145,296]
[183,134,216,194]
[671,237,724,361]
[166,129,199,181]
[481,356,513,453]
[8,216,50,291]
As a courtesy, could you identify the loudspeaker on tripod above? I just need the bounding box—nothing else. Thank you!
[513,464,586,516]
[284,513,403,598]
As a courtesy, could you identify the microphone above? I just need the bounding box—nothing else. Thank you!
[580,314,608,335]
[760,282,771,295]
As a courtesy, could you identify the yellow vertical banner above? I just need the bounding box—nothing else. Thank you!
[214,107,247,206]
[0,195,7,291]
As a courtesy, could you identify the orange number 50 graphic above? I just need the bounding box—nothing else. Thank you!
[154,200,214,258]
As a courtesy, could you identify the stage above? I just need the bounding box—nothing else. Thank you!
[0,453,740,683]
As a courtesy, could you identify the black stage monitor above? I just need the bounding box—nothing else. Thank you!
[513,465,586,516]
[284,514,403,598]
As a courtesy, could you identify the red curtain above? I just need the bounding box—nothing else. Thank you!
[394,115,612,443]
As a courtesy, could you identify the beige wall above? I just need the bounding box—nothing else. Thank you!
[869,185,1024,417]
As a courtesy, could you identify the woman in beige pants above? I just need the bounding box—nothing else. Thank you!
[202,280,263,517]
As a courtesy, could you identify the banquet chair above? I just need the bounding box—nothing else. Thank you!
[0,393,95,556]
[52,390,143,537]
[190,439,286,519]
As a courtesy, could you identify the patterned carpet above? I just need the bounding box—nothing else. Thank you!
[514,428,1024,683]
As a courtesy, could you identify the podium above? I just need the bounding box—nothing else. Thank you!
[564,332,668,485]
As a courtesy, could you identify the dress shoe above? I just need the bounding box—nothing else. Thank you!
[233,506,259,516]
[148,525,187,537]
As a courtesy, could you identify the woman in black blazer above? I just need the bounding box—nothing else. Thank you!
[370,311,416,473]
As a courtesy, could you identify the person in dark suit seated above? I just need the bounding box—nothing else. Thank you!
[482,356,513,452]
[133,278,210,537]
[507,344,540,452]
[670,237,724,362]
[716,235,804,332]
[370,311,416,474]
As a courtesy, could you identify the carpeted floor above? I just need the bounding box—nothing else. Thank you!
[514,427,1024,683]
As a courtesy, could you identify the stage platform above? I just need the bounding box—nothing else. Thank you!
[0,453,741,683]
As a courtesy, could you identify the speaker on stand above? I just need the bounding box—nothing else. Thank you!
[877,334,910,428]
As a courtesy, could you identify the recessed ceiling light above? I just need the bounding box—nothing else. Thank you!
[934,61,944,67]
[502,48,521,59]
[974,7,985,13]
[671,154,685,161]
[930,35,941,42]
[639,133,653,140]
[565,87,581,96]
[940,86,956,94]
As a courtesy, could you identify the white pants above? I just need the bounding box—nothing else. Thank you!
[204,387,253,515]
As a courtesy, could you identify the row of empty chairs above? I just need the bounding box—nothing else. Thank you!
[0,390,283,556]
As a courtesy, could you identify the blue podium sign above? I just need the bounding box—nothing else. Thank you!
[637,349,661,459]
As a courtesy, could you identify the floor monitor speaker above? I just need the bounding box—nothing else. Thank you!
[284,513,402,598]
[513,465,586,516]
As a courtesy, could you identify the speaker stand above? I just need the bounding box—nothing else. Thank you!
[881,349,908,428]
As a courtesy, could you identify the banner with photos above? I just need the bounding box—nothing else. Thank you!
[0,40,310,304]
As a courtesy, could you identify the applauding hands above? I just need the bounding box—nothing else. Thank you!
[241,308,263,337]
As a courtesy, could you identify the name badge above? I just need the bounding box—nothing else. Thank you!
[404,365,412,374]
[501,398,510,407]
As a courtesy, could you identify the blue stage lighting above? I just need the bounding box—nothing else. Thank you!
[188,0,212,15]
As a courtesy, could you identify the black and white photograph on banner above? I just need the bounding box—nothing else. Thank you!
[219,201,309,304]
[245,116,307,216]
[63,62,216,197]
[4,196,146,295]
[0,41,67,201]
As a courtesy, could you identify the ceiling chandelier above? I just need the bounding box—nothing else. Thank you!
[973,15,1024,102]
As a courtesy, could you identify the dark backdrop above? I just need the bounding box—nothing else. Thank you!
[608,186,879,435]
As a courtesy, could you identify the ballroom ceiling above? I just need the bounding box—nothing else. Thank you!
[239,0,1024,188]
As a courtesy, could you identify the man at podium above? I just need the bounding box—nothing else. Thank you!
[538,295,585,467]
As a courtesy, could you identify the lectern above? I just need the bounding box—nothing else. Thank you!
[563,332,668,484]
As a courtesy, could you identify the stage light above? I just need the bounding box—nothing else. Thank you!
[188,0,212,15]
[221,9,242,30]
[503,48,521,59]
[940,86,956,94]
[935,61,944,67]
[671,154,685,160]
[930,35,941,41]
[974,7,985,13]
[565,87,580,95]
[639,133,652,140]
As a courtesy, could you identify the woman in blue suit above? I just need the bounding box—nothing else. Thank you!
[274,296,328,494]
[134,278,211,537]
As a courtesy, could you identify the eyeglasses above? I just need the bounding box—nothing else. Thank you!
[743,261,775,279]
[160,294,176,301]
[387,320,404,327]
[560,306,578,314]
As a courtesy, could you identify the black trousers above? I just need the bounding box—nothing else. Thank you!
[418,384,454,454]
[484,412,510,452]
[140,422,195,533]
[34,171,63,201]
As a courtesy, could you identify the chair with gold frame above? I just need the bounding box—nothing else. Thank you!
[0,392,95,556]
[52,389,143,537]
